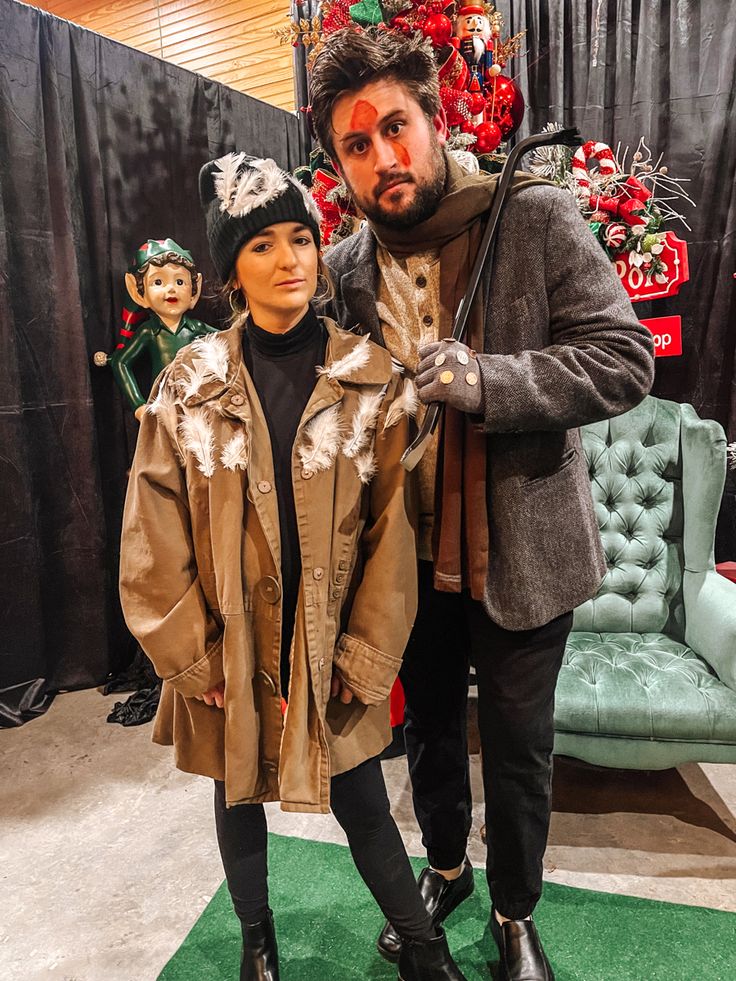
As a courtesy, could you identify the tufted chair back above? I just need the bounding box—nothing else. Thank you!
[574,397,688,640]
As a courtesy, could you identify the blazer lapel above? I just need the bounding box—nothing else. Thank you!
[330,228,383,345]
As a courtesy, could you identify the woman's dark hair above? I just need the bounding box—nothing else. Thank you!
[310,27,441,161]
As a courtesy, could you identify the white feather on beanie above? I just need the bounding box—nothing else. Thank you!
[199,153,322,282]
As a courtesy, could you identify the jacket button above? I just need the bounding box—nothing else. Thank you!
[230,393,245,406]
[257,480,272,494]
[422,314,433,327]
[313,567,324,581]
[301,468,313,479]
[257,576,281,603]
[335,574,345,584]
[338,559,349,571]
[332,589,341,599]
[416,275,427,288]
[257,670,277,694]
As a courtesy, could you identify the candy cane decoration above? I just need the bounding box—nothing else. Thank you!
[571,140,617,193]
[603,223,627,249]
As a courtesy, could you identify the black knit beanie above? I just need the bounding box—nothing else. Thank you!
[199,153,322,283]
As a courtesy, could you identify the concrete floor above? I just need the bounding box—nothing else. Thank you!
[2,689,736,981]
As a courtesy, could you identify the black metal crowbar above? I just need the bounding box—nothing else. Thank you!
[400,126,584,471]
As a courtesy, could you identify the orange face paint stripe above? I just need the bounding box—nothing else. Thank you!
[394,142,411,167]
[349,99,378,131]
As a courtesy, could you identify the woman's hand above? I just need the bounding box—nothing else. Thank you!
[200,681,225,709]
[330,671,355,705]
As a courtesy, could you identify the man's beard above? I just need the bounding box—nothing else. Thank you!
[350,145,447,229]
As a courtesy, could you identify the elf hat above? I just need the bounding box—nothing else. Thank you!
[199,153,322,283]
[131,237,195,272]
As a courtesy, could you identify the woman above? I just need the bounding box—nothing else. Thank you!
[119,153,467,981]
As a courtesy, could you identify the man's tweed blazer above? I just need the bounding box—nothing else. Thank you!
[323,185,655,630]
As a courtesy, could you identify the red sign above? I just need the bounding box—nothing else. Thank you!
[640,315,682,357]
[614,232,690,302]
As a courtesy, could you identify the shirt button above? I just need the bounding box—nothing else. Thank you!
[230,393,245,406]
[313,567,324,581]
[257,480,272,494]
[416,275,427,288]
[422,314,433,326]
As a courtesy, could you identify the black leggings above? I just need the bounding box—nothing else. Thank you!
[214,756,433,940]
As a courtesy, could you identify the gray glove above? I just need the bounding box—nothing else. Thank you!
[415,339,483,414]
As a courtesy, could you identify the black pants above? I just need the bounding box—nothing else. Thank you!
[400,562,572,921]
[214,756,432,939]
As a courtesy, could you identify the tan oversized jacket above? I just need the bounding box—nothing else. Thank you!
[120,317,418,812]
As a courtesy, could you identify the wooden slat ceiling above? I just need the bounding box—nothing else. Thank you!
[29,0,297,111]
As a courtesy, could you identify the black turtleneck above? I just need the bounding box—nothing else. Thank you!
[242,305,327,695]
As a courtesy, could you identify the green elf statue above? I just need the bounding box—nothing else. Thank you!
[103,238,218,421]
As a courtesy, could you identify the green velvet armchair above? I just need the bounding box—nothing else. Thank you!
[554,396,736,769]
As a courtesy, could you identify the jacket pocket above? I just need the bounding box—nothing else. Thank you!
[522,447,578,488]
[332,632,402,706]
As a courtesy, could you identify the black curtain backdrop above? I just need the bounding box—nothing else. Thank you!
[0,0,307,725]
[2,1,735,727]
[496,0,736,555]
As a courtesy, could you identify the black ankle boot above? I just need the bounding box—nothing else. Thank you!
[397,927,468,981]
[490,910,554,981]
[378,860,475,962]
[240,909,280,981]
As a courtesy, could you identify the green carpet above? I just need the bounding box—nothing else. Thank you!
[159,833,736,981]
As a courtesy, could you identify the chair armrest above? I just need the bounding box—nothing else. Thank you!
[681,404,726,571]
[684,569,736,692]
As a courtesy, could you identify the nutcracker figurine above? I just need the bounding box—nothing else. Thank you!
[452,4,495,84]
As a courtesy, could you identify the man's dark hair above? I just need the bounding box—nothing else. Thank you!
[135,251,199,298]
[310,27,441,160]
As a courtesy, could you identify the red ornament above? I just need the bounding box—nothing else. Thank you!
[439,87,473,127]
[421,11,453,47]
[486,74,524,139]
[468,90,486,115]
[473,121,502,154]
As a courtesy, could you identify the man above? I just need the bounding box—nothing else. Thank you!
[311,27,654,981]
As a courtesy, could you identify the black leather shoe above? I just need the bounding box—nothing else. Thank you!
[397,926,468,980]
[377,859,475,963]
[240,909,280,981]
[490,911,554,981]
